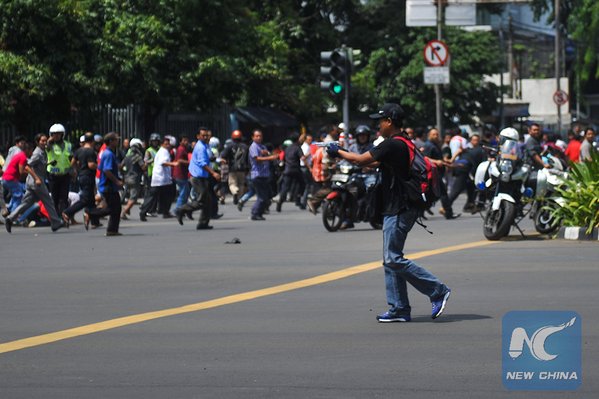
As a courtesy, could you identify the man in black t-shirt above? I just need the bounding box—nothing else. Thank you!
[62,133,98,225]
[422,128,458,219]
[326,103,451,323]
[276,134,306,212]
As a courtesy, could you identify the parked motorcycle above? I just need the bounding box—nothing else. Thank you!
[474,128,533,240]
[529,149,568,234]
[321,162,382,232]
[474,129,570,240]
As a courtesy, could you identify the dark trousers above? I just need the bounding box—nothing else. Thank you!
[209,176,219,217]
[140,185,171,216]
[179,176,211,227]
[251,177,271,217]
[437,177,454,216]
[278,172,305,205]
[48,173,71,214]
[88,191,121,233]
[448,171,475,207]
[63,174,96,218]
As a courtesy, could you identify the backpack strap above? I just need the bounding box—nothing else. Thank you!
[392,134,415,165]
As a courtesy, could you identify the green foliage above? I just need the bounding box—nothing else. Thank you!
[356,26,500,126]
[549,151,599,234]
[0,0,506,131]
[530,0,599,83]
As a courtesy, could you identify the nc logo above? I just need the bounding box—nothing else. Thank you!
[508,317,577,361]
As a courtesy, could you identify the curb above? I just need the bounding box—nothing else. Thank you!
[557,227,599,241]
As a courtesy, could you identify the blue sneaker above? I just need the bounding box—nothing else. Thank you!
[431,289,451,319]
[376,311,411,323]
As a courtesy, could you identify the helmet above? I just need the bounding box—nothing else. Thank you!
[231,130,243,140]
[209,137,220,148]
[49,123,65,134]
[338,122,346,131]
[130,138,143,148]
[355,125,371,136]
[165,135,176,147]
[282,139,292,148]
[150,133,161,141]
[499,127,519,142]
[94,134,103,143]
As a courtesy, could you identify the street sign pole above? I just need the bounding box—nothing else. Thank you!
[435,0,443,134]
[555,0,562,135]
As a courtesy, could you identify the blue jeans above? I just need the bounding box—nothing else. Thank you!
[240,178,255,203]
[382,209,449,316]
[175,178,190,209]
[3,180,25,212]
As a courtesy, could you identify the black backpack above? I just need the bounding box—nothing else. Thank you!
[231,144,249,172]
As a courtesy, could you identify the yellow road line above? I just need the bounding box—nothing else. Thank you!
[0,240,496,355]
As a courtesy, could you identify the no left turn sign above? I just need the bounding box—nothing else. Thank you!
[424,40,449,67]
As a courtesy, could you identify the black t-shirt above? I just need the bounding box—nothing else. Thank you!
[423,140,445,174]
[460,146,487,173]
[75,147,97,178]
[369,136,410,215]
[283,143,303,175]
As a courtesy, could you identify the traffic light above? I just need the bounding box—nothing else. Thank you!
[320,48,349,96]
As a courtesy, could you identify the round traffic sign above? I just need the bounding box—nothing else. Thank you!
[424,40,449,67]
[553,90,569,106]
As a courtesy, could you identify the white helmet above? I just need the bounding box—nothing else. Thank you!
[130,138,143,148]
[49,123,66,134]
[209,137,220,149]
[499,127,519,142]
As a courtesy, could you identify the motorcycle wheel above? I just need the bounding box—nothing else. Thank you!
[483,200,516,240]
[534,205,560,234]
[322,198,344,232]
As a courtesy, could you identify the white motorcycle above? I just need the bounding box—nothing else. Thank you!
[475,134,568,239]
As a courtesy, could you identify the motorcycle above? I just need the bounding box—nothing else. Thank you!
[475,140,569,239]
[529,148,568,234]
[475,139,531,240]
[321,162,382,232]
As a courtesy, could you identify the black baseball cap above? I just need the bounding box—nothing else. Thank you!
[369,103,404,122]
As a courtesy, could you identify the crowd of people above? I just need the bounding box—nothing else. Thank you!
[0,119,597,236]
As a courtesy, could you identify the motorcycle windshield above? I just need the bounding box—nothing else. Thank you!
[499,140,519,161]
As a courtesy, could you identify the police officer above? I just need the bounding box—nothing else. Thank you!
[46,123,73,215]
[326,103,452,323]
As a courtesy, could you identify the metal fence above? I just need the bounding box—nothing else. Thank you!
[1,104,233,150]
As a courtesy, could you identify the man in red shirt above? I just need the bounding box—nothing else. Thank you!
[2,140,30,213]
[173,136,190,212]
[564,130,581,163]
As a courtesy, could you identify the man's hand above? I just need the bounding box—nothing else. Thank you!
[35,177,42,186]
[326,143,340,158]
[212,171,221,182]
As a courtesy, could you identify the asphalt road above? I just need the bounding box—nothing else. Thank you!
[0,199,597,398]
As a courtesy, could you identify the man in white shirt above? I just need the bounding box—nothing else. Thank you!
[140,137,179,220]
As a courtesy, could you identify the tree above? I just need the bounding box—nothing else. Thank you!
[530,0,599,82]
[350,1,501,127]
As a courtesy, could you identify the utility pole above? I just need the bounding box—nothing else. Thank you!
[507,15,514,98]
[435,0,443,134]
[555,0,562,135]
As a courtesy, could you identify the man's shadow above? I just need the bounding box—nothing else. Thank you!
[411,314,492,323]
